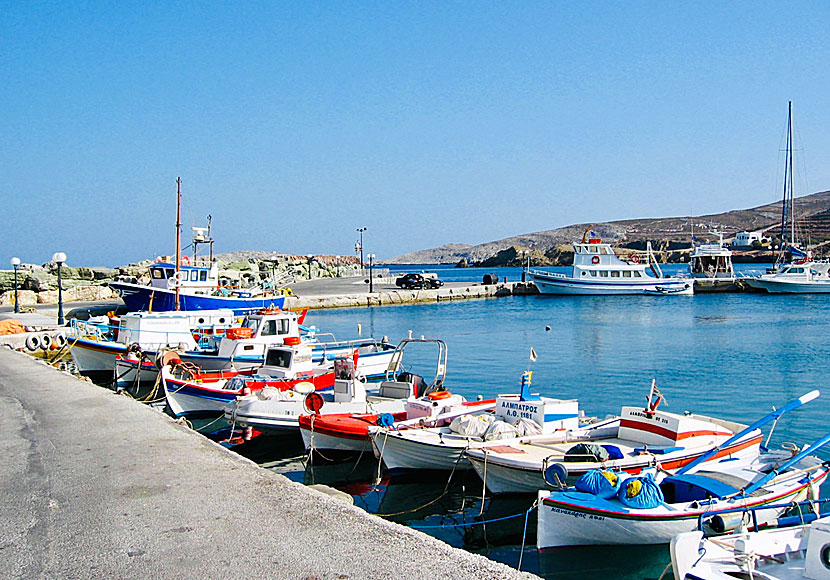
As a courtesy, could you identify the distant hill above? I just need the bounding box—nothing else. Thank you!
[383,190,830,264]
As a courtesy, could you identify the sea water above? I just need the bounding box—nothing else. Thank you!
[236,263,830,579]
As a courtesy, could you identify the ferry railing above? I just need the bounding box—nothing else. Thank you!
[68,319,229,351]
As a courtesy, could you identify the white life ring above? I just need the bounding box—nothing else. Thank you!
[173,271,186,283]
[180,256,190,266]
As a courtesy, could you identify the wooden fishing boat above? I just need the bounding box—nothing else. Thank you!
[536,434,830,549]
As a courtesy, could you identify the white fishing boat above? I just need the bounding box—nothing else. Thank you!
[114,308,395,388]
[367,370,583,473]
[465,382,766,495]
[528,231,693,295]
[689,232,738,292]
[298,338,497,456]
[161,341,335,417]
[226,338,458,434]
[536,433,830,549]
[68,309,237,377]
[671,509,830,580]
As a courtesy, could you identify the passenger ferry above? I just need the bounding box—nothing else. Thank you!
[528,235,693,295]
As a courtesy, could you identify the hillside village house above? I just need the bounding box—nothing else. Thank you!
[732,231,766,248]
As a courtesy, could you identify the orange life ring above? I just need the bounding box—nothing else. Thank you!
[631,255,640,263]
[591,256,600,264]
[427,390,452,400]
[180,255,190,266]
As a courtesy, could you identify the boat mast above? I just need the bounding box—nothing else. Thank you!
[175,177,182,311]
[779,101,795,261]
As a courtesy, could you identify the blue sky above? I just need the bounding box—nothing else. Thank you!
[3,2,830,266]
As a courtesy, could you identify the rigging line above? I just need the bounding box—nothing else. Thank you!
[409,504,537,530]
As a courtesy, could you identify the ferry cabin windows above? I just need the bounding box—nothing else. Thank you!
[623,271,632,277]
[599,271,609,277]
[600,247,610,254]
[261,318,290,336]
[200,270,208,282]
[633,271,642,277]
[610,271,620,277]
[265,349,292,368]
[152,269,163,279]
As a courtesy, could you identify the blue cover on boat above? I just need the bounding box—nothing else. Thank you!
[601,444,624,459]
[617,473,664,509]
[376,413,395,428]
[575,469,622,499]
[660,474,739,499]
[633,446,684,455]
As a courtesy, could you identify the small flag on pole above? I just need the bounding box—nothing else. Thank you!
[529,347,537,362]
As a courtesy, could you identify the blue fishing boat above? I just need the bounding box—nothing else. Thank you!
[109,178,286,314]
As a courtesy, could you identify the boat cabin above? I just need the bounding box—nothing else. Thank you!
[256,343,316,380]
[571,240,663,279]
[690,233,735,279]
[216,309,302,359]
[149,260,220,295]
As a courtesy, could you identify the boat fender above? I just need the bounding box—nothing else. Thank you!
[543,462,569,488]
[53,332,67,348]
[293,381,316,395]
[304,392,325,413]
[427,390,452,401]
[377,413,395,428]
[25,334,41,352]
[591,256,600,264]
[39,333,52,350]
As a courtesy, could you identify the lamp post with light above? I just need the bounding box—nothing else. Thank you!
[367,254,375,293]
[52,252,66,325]
[10,257,20,313]
[356,227,366,269]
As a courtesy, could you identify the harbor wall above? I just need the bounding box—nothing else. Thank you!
[0,349,538,580]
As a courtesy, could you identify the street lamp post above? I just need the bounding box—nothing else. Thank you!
[356,227,366,269]
[306,254,314,280]
[367,254,376,293]
[10,257,20,313]
[52,252,66,325]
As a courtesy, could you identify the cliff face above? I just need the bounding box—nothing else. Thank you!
[384,190,830,265]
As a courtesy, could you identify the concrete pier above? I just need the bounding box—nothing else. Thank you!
[0,349,539,580]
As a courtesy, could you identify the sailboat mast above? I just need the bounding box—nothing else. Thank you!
[175,177,182,311]
[788,101,795,247]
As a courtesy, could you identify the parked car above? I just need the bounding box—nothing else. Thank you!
[395,273,444,289]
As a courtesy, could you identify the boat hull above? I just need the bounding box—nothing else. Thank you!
[742,277,830,294]
[109,281,286,314]
[536,467,827,549]
[529,273,693,296]
[69,338,127,373]
[371,428,473,473]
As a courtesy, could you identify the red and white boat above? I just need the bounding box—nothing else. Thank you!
[161,339,334,416]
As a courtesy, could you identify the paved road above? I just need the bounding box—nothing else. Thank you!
[0,349,539,580]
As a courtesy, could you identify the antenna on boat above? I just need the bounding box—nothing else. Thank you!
[175,177,182,311]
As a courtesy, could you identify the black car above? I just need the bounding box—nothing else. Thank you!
[395,273,444,289]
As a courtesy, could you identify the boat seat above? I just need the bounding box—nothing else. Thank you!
[377,381,413,399]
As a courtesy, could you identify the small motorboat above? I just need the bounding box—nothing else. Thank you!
[536,432,830,549]
[670,504,830,579]
[465,381,769,495]
[161,341,334,416]
[298,337,495,457]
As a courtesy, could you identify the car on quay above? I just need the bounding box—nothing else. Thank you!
[395,273,444,290]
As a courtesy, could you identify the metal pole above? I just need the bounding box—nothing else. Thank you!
[369,256,374,293]
[175,177,182,311]
[13,265,19,314]
[57,262,64,325]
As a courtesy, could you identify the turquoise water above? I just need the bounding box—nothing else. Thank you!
[261,273,830,579]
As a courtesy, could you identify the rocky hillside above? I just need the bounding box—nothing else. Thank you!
[384,190,830,264]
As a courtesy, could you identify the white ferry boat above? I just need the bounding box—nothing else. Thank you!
[689,232,738,292]
[528,236,693,295]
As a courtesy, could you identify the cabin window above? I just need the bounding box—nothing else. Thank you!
[581,271,587,276]
[190,270,198,281]
[610,271,620,278]
[200,270,208,281]
[600,247,610,255]
[589,246,597,253]
[265,349,292,368]
[623,271,632,278]
[243,318,260,333]
[590,271,597,277]
[152,269,163,279]
[634,271,642,277]
[791,267,804,274]
[599,271,609,277]
[261,319,290,336]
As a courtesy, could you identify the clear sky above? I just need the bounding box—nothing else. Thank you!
[3,1,830,267]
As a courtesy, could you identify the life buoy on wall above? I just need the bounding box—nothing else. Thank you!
[631,255,640,263]
[591,256,600,264]
[180,256,190,266]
